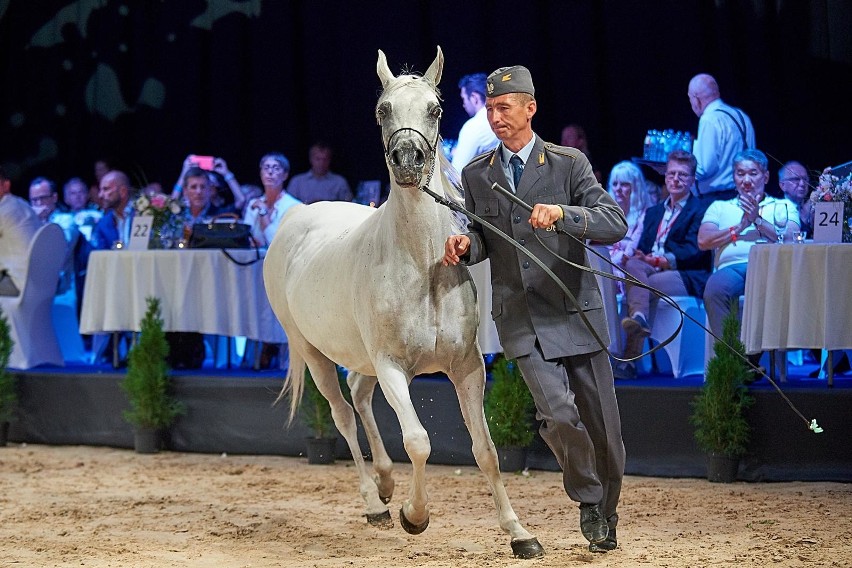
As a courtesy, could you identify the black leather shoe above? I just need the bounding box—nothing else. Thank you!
[589,527,617,552]
[579,503,608,544]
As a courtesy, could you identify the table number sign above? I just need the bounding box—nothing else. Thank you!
[813,202,844,243]
[128,215,154,251]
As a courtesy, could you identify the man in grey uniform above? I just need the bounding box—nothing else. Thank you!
[443,66,627,552]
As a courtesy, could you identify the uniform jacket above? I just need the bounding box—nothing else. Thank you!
[636,195,712,297]
[462,135,627,360]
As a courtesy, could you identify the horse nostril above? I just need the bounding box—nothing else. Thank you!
[391,150,401,166]
[414,150,425,166]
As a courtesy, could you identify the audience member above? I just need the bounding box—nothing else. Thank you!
[0,166,41,296]
[451,73,498,172]
[243,153,301,247]
[91,170,133,250]
[170,155,244,211]
[688,74,755,201]
[778,161,812,235]
[698,149,799,365]
[614,151,712,378]
[183,167,234,227]
[29,177,74,237]
[89,158,110,209]
[606,161,650,269]
[63,177,92,213]
[645,179,664,206]
[561,123,602,182]
[286,143,352,204]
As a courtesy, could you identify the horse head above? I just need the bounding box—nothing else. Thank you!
[376,47,443,188]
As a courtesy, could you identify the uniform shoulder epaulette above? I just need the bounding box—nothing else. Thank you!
[544,142,579,159]
[467,149,493,166]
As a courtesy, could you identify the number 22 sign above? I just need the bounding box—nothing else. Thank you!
[813,202,844,243]
[128,215,154,251]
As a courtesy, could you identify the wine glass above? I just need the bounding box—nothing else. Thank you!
[773,202,788,243]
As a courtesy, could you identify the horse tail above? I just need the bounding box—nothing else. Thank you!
[276,347,306,427]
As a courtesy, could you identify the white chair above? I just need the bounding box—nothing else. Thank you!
[588,245,624,356]
[648,296,707,378]
[52,287,87,364]
[0,223,66,369]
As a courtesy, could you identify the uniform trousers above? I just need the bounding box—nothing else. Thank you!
[515,343,625,528]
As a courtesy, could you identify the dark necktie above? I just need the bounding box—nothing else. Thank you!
[509,154,524,190]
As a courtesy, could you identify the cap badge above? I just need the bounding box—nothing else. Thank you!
[501,73,512,82]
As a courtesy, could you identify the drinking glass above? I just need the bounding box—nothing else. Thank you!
[773,203,788,243]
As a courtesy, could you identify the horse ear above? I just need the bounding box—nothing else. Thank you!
[423,46,443,87]
[377,49,394,88]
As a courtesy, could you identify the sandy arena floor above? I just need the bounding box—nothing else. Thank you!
[0,444,849,567]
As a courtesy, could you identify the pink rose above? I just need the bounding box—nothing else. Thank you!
[823,194,833,201]
[151,194,167,208]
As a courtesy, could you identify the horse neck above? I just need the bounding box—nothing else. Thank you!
[383,178,451,266]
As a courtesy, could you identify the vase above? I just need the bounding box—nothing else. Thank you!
[497,446,528,473]
[133,427,161,454]
[705,452,739,483]
[305,437,336,464]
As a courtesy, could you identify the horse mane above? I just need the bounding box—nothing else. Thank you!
[437,147,467,234]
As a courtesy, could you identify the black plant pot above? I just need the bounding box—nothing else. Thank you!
[497,446,527,473]
[706,452,740,483]
[134,427,161,454]
[305,437,336,464]
[0,421,8,447]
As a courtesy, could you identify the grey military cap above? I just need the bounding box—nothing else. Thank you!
[486,65,535,98]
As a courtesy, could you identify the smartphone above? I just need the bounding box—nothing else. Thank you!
[191,155,215,171]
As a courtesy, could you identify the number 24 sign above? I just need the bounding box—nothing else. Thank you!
[813,202,845,243]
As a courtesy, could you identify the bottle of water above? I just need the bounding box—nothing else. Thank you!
[643,130,652,160]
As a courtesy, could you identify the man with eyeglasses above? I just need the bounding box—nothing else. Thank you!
[615,151,712,379]
[698,149,799,369]
[778,161,812,235]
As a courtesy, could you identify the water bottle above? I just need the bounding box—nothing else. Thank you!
[643,131,652,160]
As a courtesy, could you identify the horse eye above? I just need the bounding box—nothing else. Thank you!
[376,102,391,123]
[429,105,442,119]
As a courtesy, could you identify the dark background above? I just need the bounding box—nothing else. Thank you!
[1,0,850,196]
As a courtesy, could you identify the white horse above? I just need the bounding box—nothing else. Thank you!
[263,47,543,559]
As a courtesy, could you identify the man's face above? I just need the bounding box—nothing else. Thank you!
[99,174,125,211]
[734,160,769,199]
[29,180,57,219]
[779,164,809,202]
[64,180,88,211]
[185,175,212,211]
[460,87,478,117]
[309,148,331,177]
[486,93,536,143]
[664,161,695,201]
[0,177,10,198]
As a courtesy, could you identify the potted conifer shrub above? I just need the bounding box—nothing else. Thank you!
[301,367,342,464]
[484,355,536,472]
[0,308,16,446]
[690,308,754,482]
[121,297,184,454]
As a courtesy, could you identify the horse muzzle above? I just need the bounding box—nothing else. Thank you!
[387,141,430,187]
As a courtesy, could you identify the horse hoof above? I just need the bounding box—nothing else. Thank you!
[366,510,393,529]
[398,507,429,535]
[511,537,545,559]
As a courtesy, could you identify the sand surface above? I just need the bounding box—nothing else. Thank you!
[0,444,849,567]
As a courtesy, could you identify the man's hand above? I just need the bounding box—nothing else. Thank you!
[529,203,563,229]
[443,234,470,266]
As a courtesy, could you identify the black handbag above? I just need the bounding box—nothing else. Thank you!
[189,213,260,265]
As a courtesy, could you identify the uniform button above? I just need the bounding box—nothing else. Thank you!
[573,215,581,223]
[523,261,530,269]
[526,286,534,292]
[513,216,521,224]
[584,300,589,307]
[519,239,526,245]
[485,207,491,213]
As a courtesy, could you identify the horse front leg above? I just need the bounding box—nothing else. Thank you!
[348,371,395,506]
[304,357,390,528]
[449,358,545,559]
[374,359,431,534]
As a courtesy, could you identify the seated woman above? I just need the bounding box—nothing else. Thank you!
[606,161,651,271]
[243,153,301,248]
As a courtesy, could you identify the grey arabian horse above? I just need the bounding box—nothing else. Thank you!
[263,47,544,559]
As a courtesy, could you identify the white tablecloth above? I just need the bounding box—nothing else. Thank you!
[80,249,286,343]
[742,243,852,353]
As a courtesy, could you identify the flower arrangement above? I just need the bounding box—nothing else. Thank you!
[134,192,185,249]
[810,169,852,242]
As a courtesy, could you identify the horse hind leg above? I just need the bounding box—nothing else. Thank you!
[348,371,395,506]
[302,355,391,529]
[449,360,545,559]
